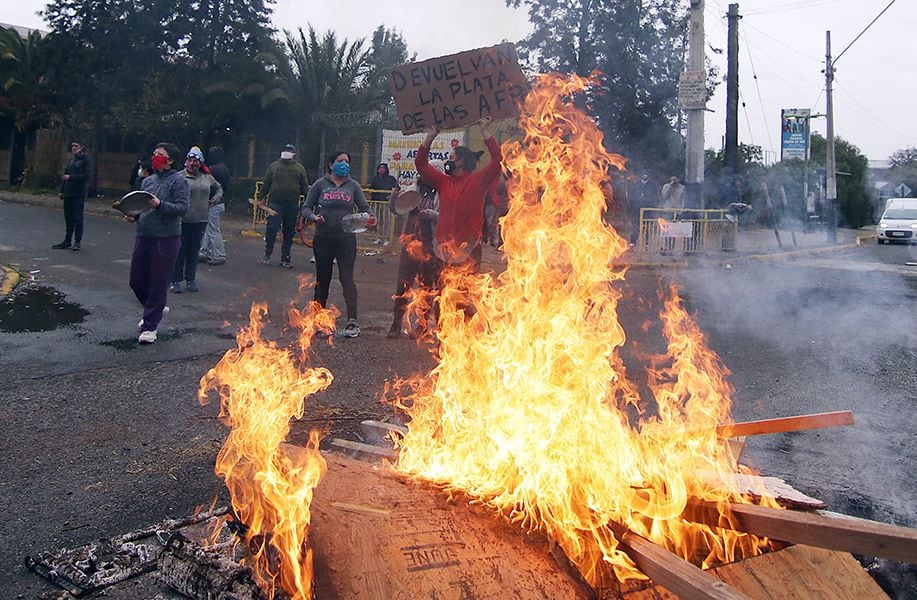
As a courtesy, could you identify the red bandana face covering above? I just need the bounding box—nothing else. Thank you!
[151,154,170,171]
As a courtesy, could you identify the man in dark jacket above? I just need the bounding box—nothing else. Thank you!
[198,145,231,265]
[53,141,91,250]
[261,144,308,268]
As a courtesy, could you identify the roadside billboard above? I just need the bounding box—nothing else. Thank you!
[380,129,466,182]
[781,108,810,160]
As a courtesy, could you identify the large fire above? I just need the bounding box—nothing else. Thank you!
[199,300,336,599]
[390,73,773,585]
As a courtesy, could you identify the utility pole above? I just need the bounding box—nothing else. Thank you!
[685,0,706,208]
[824,31,838,243]
[724,4,741,175]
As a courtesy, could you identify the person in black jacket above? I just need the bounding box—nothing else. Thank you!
[53,141,91,250]
[369,163,397,201]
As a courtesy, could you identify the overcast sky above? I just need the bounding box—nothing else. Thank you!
[3,0,914,162]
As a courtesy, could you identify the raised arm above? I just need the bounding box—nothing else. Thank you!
[415,126,449,190]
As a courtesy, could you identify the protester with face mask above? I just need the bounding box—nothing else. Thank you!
[414,116,503,272]
[170,146,222,294]
[53,141,91,250]
[261,144,308,268]
[301,149,376,338]
[129,142,189,344]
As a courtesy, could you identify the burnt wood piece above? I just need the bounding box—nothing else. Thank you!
[358,420,408,446]
[330,438,399,460]
[691,469,826,509]
[156,533,267,600]
[606,522,753,600]
[684,500,917,564]
[717,410,853,438]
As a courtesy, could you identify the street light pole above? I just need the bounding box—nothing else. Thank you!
[824,31,838,243]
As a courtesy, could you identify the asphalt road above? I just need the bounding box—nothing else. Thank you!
[1,199,915,598]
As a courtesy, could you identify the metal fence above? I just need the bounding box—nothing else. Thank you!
[637,208,738,256]
[251,183,397,242]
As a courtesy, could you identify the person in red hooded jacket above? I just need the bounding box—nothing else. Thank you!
[414,116,503,272]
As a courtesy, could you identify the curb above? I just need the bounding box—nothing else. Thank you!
[722,234,873,264]
[0,264,21,299]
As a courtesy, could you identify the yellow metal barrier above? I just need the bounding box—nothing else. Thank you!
[637,208,738,256]
[251,183,398,242]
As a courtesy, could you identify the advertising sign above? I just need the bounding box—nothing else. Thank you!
[781,108,810,160]
[388,43,528,134]
[380,129,466,182]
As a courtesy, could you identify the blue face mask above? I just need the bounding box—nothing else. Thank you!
[332,161,350,177]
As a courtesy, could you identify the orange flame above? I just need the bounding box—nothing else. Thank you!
[199,301,337,599]
[388,73,771,585]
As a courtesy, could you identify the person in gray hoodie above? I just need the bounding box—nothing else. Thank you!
[301,149,375,338]
[171,146,222,293]
[129,142,190,344]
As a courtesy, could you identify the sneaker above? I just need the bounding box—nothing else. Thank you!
[71,243,81,251]
[169,282,183,294]
[280,259,293,269]
[207,257,225,266]
[138,306,169,329]
[198,254,210,263]
[343,318,360,338]
[261,255,271,265]
[186,280,199,292]
[52,241,71,249]
[387,323,402,339]
[138,329,157,344]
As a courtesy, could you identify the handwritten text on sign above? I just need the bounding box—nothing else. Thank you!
[389,43,528,134]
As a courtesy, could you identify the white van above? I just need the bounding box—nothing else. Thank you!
[876,198,917,244]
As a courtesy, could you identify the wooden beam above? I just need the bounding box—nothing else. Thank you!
[608,523,753,600]
[330,438,398,460]
[685,500,917,564]
[717,410,853,438]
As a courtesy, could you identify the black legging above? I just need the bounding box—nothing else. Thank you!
[312,234,358,320]
[172,221,207,283]
[63,196,85,244]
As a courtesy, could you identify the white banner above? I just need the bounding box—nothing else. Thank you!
[380,129,466,182]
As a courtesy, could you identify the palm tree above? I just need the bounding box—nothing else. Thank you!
[0,26,54,185]
[282,25,409,171]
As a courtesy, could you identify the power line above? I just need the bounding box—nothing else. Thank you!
[743,0,849,17]
[834,81,917,148]
[833,0,897,65]
[742,40,775,155]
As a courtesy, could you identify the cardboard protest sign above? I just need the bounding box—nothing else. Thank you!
[389,43,528,134]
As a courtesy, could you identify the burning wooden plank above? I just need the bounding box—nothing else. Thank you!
[717,410,854,438]
[607,522,753,600]
[685,500,917,564]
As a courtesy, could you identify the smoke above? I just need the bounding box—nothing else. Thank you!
[674,260,917,527]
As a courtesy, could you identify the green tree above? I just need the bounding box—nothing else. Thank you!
[887,146,917,195]
[810,133,870,227]
[161,0,275,71]
[888,146,917,169]
[507,0,712,175]
[0,26,55,185]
